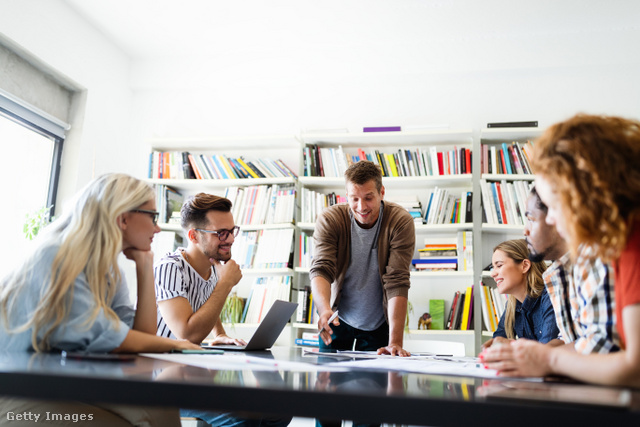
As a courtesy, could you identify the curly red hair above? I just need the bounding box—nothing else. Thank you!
[531,114,640,262]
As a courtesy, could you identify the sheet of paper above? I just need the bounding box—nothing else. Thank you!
[141,353,348,372]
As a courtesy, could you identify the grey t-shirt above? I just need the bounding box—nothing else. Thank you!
[338,203,386,331]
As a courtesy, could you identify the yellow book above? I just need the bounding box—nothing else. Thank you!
[483,285,496,332]
[216,155,238,179]
[237,158,260,178]
[385,153,399,177]
[460,286,473,331]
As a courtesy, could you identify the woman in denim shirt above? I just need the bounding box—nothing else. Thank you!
[487,239,559,345]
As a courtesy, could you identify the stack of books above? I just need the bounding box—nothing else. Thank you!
[413,243,458,271]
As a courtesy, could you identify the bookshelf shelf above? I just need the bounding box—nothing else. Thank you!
[296,222,315,231]
[298,175,472,188]
[481,224,525,233]
[482,173,534,181]
[148,177,295,189]
[415,223,473,233]
[410,271,473,278]
[158,223,295,232]
[292,322,318,330]
[241,268,294,276]
[405,329,475,336]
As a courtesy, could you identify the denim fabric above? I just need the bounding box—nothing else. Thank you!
[179,409,291,427]
[494,287,559,342]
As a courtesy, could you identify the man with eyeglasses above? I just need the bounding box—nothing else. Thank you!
[154,192,246,346]
[154,192,291,427]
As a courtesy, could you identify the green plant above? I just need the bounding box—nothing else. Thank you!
[220,292,245,326]
[23,205,52,240]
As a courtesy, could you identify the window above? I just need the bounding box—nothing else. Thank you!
[0,96,66,277]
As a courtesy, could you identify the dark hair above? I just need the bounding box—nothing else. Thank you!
[181,192,232,230]
[529,186,548,215]
[344,160,383,192]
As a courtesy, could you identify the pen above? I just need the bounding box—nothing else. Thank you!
[319,310,339,335]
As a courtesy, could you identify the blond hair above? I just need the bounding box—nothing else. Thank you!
[0,173,154,351]
[494,239,547,339]
[531,114,640,263]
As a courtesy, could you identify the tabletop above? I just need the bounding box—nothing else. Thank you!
[0,347,639,426]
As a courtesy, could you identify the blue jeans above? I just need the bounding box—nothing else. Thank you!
[180,408,291,427]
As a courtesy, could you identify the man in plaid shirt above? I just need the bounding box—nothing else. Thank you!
[525,187,620,354]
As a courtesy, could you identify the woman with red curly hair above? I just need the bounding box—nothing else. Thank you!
[481,114,640,386]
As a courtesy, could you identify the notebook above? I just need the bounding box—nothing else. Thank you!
[202,300,298,351]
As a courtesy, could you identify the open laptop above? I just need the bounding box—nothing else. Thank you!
[201,300,298,351]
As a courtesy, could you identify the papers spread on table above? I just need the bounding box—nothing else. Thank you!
[141,353,348,372]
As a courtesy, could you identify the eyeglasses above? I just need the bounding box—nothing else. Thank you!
[130,209,160,226]
[195,226,240,241]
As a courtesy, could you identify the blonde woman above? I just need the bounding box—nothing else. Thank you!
[485,239,558,346]
[0,173,200,354]
[482,114,640,387]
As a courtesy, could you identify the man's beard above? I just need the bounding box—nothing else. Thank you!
[526,239,548,263]
[204,247,232,262]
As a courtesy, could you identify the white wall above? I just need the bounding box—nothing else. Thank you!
[129,0,640,166]
[0,0,134,205]
[2,1,640,183]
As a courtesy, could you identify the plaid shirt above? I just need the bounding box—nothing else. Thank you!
[543,247,620,354]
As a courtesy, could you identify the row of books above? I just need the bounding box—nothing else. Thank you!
[299,188,346,223]
[480,179,533,225]
[446,286,475,331]
[298,232,315,269]
[479,283,507,333]
[295,286,319,325]
[155,185,184,224]
[224,184,295,225]
[480,141,535,175]
[149,150,297,180]
[231,228,294,269]
[424,189,473,225]
[242,277,292,324]
[393,199,424,225]
[295,332,320,347]
[413,233,473,272]
[303,145,472,177]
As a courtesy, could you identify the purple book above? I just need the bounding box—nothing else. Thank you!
[363,126,401,132]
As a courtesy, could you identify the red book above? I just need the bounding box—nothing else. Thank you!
[466,148,472,174]
[358,148,367,161]
[437,152,444,175]
[499,150,508,175]
[448,291,461,330]
[495,182,508,224]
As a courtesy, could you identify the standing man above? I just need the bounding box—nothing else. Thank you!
[155,192,246,346]
[310,161,415,356]
[481,187,619,356]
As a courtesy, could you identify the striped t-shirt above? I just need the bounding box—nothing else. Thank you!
[155,248,218,339]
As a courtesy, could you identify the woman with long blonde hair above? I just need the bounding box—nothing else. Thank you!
[0,173,199,354]
[481,114,640,387]
[487,239,558,345]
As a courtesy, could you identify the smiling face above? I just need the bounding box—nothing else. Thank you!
[195,210,236,262]
[534,175,571,245]
[346,179,385,229]
[121,199,161,251]
[490,249,530,302]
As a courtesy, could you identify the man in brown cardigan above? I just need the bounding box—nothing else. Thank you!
[310,161,415,356]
